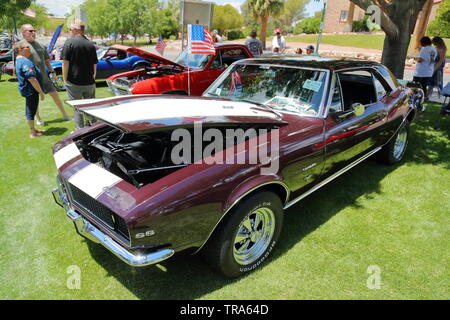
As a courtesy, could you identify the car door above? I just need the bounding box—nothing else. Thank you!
[97,49,130,79]
[189,50,226,95]
[322,69,387,176]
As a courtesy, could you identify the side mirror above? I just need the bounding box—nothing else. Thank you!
[352,103,365,117]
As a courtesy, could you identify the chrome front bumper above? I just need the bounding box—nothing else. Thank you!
[51,185,174,267]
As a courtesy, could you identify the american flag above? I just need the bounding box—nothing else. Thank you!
[228,71,242,96]
[155,36,167,56]
[188,24,215,55]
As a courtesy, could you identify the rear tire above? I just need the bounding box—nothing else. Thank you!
[378,120,409,164]
[203,191,283,278]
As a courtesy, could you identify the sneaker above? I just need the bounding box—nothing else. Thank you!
[36,120,46,126]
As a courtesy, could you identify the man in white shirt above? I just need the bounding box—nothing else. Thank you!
[272,28,286,53]
[413,36,437,99]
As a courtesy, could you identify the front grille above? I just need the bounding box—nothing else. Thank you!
[66,182,130,242]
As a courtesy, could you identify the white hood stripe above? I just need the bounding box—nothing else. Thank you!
[54,143,81,169]
[68,164,123,199]
[83,98,277,124]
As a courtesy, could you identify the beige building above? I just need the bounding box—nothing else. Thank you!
[323,0,442,33]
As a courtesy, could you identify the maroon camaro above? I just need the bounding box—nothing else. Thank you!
[52,56,423,277]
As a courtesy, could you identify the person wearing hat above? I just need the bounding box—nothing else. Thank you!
[245,30,263,55]
[306,45,315,55]
[212,30,222,43]
[272,28,286,53]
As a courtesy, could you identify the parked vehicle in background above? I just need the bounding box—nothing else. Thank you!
[107,43,253,96]
[49,45,152,91]
[52,56,423,277]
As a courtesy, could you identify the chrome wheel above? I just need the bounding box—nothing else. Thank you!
[233,207,276,266]
[393,127,408,160]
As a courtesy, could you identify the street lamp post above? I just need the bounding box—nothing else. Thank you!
[315,0,327,55]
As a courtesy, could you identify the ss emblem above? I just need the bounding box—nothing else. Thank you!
[135,230,156,239]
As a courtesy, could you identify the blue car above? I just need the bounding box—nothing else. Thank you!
[49,45,151,90]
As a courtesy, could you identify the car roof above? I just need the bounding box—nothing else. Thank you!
[236,55,383,71]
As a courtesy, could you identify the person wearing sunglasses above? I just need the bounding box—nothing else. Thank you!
[20,24,71,125]
[14,41,46,138]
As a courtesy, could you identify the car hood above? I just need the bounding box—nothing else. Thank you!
[66,95,286,133]
[110,44,186,71]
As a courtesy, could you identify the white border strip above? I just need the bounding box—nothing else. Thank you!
[68,164,123,199]
[54,143,81,169]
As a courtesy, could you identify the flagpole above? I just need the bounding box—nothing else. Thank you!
[315,0,327,55]
[187,24,191,96]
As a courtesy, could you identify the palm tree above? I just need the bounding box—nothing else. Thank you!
[246,0,284,50]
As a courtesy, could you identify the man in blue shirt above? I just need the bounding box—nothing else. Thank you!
[14,41,46,138]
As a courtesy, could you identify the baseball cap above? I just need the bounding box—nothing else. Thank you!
[275,28,281,34]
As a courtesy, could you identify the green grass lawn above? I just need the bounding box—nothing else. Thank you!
[0,75,448,299]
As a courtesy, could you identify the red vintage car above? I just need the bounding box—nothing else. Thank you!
[52,56,423,278]
[106,43,253,96]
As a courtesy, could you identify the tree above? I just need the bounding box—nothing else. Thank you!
[212,4,244,34]
[155,9,178,39]
[274,0,309,32]
[14,4,49,30]
[246,0,284,49]
[294,17,320,34]
[0,0,32,17]
[348,0,428,79]
[427,0,450,38]
[0,0,32,32]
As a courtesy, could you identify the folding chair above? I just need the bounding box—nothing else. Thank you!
[435,82,450,129]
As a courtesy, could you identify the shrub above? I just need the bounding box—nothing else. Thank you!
[294,17,321,34]
[227,29,245,41]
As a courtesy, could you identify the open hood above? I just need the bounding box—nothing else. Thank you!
[67,95,286,133]
[110,44,185,71]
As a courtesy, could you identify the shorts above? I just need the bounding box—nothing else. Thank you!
[43,78,57,94]
[25,93,39,120]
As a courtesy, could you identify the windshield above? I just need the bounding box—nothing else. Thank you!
[97,48,107,60]
[174,48,213,68]
[204,64,328,116]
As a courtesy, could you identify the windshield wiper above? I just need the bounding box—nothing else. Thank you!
[238,99,283,118]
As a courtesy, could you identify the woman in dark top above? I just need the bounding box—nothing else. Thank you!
[428,37,447,98]
[14,41,46,138]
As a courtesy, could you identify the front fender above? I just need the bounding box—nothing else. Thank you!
[194,176,289,254]
[223,175,290,213]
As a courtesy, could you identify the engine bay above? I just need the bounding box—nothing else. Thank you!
[114,66,183,88]
[74,123,276,188]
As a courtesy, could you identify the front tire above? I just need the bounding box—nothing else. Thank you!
[203,191,283,278]
[378,120,410,164]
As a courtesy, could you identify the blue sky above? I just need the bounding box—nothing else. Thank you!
[36,0,325,18]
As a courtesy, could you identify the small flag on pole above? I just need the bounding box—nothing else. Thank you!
[155,36,167,56]
[188,24,215,55]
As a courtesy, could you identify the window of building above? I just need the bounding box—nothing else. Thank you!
[340,10,349,22]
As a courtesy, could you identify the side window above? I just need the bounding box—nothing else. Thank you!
[116,50,127,60]
[105,49,117,59]
[222,48,246,66]
[338,70,377,109]
[372,71,393,100]
[210,51,222,69]
[329,78,343,113]
[373,76,387,100]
